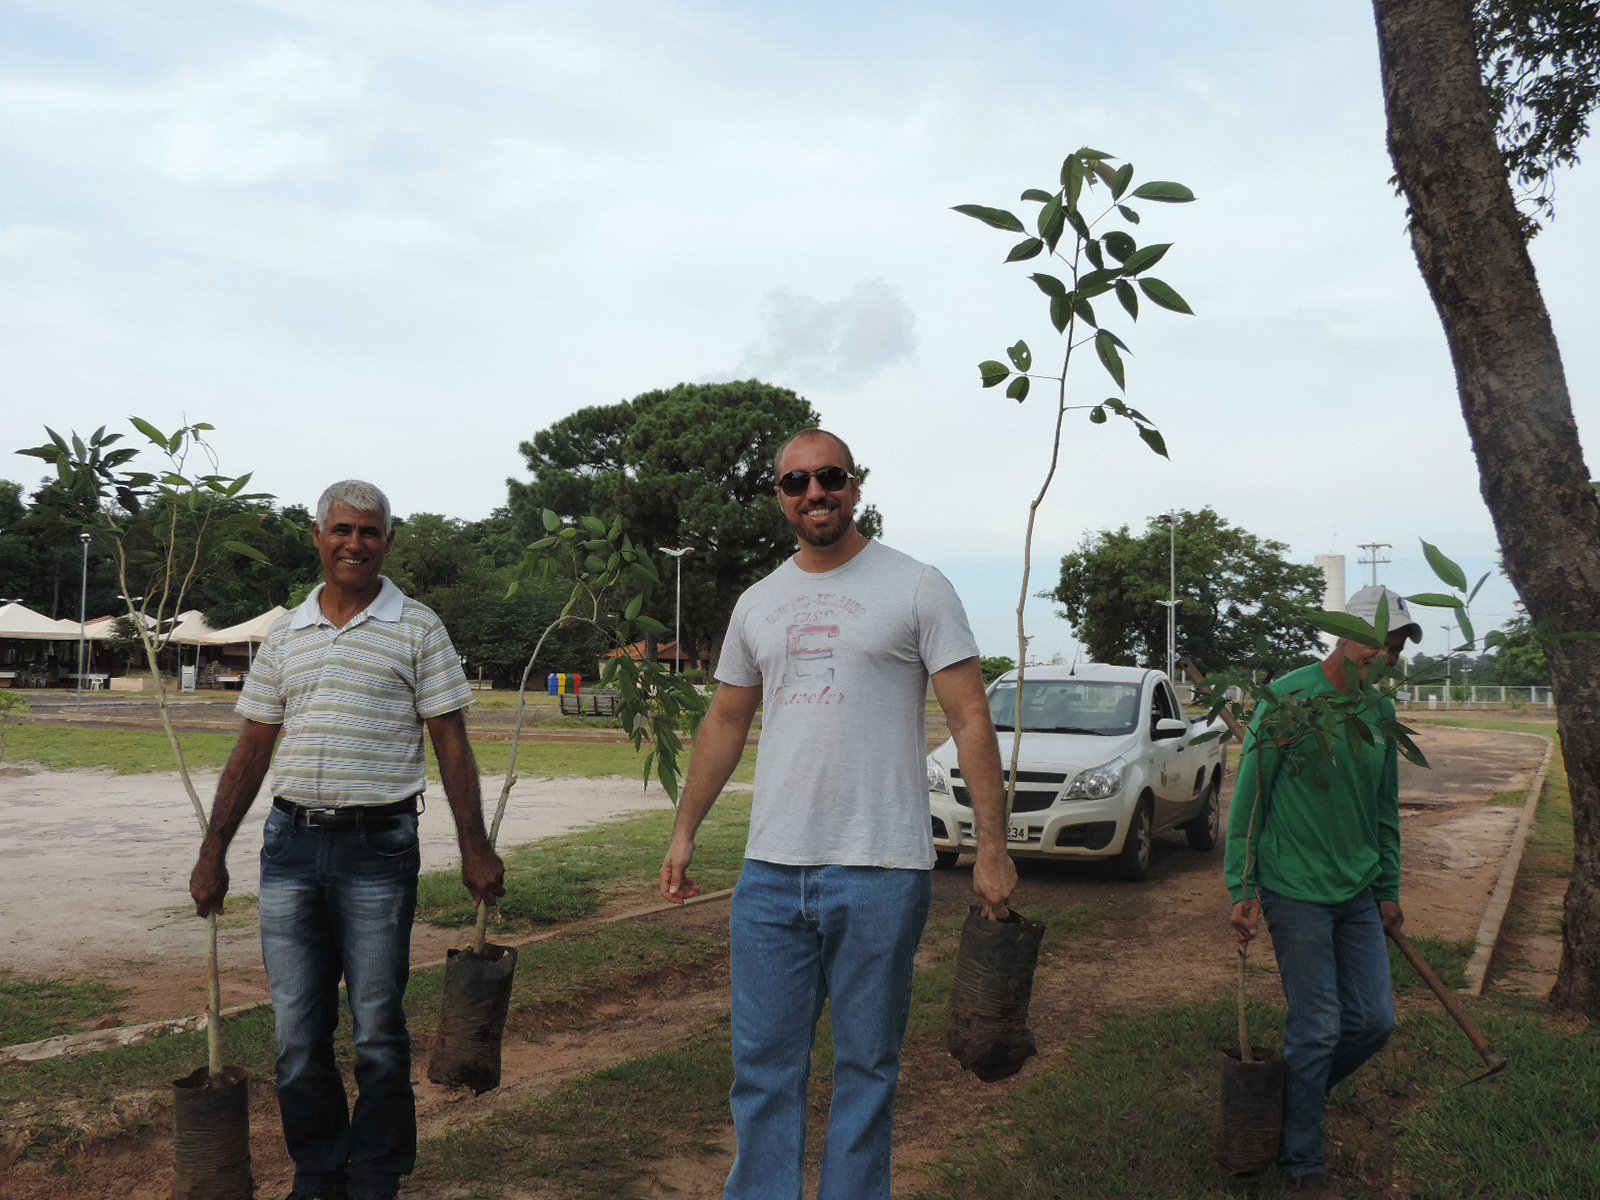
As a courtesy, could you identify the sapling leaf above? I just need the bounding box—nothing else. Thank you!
[1310,610,1382,647]
[1405,592,1461,608]
[1104,230,1136,261]
[1373,593,1390,643]
[1091,160,1118,188]
[542,508,560,532]
[1007,376,1030,402]
[1043,206,1066,252]
[1469,571,1491,603]
[1083,239,1105,270]
[1122,242,1172,274]
[1456,608,1475,646]
[1138,277,1194,314]
[952,204,1025,232]
[1064,155,1085,205]
[1095,330,1125,390]
[637,615,668,635]
[1115,281,1139,319]
[625,594,643,620]
[1021,188,1055,203]
[1007,340,1032,371]
[1089,405,1108,424]
[1077,145,1113,159]
[1420,540,1468,591]
[1065,206,1093,242]
[979,360,1011,387]
[1050,294,1071,333]
[1005,238,1044,262]
[1137,425,1169,458]
[1030,273,1067,298]
[1074,296,1098,327]
[1037,193,1062,238]
[1111,162,1133,199]
[1131,180,1196,202]
[1118,205,1140,223]
[224,540,269,563]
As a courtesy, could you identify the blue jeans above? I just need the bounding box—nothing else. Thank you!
[259,805,421,1200]
[1260,887,1395,1180]
[726,860,932,1200]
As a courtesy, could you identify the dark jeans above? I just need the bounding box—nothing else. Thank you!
[1261,886,1396,1180]
[725,860,932,1200]
[259,805,420,1200]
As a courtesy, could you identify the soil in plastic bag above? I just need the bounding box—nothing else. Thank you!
[171,1065,252,1200]
[1215,1047,1284,1175]
[946,906,1046,1082]
[427,942,518,1094]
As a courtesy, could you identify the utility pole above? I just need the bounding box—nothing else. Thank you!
[1356,541,1391,587]
[76,532,91,708]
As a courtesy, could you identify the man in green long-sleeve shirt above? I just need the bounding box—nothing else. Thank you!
[1223,585,1419,1200]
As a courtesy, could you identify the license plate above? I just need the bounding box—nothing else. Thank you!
[1007,824,1029,842]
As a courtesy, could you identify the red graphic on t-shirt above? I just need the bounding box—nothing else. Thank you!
[776,623,844,706]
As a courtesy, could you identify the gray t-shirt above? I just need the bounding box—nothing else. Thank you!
[716,540,980,869]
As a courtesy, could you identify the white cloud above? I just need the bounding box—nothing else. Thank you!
[735,279,916,389]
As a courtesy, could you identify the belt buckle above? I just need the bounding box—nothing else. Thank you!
[307,807,339,828]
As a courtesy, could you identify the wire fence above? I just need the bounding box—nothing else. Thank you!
[1397,684,1554,710]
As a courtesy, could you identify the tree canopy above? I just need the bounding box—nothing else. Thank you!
[1472,0,1600,229]
[507,380,881,666]
[1047,507,1324,670]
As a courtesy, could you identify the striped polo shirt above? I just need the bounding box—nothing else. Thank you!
[237,577,474,806]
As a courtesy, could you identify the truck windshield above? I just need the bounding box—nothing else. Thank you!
[988,679,1142,734]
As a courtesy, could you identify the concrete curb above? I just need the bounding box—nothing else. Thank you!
[0,886,736,1068]
[1459,729,1554,997]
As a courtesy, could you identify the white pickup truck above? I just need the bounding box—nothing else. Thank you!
[927,663,1229,881]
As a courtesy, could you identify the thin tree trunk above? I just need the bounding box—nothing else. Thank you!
[1373,0,1600,1013]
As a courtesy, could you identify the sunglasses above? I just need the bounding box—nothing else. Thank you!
[777,466,857,497]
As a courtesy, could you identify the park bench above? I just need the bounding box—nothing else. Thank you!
[558,689,620,718]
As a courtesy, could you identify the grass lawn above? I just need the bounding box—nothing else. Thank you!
[2,721,755,784]
[0,971,127,1046]
[909,990,1600,1200]
[0,920,724,1165]
[417,793,754,928]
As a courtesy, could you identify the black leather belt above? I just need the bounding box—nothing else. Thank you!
[272,795,418,831]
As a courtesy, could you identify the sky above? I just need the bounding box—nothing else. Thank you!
[1,0,1596,662]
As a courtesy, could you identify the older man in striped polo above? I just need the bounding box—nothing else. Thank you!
[189,479,504,1200]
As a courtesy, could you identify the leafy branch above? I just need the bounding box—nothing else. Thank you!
[16,419,272,1080]
[955,146,1195,816]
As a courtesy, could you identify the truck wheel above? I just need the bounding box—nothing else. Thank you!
[935,850,960,869]
[1185,779,1220,851]
[1113,799,1153,882]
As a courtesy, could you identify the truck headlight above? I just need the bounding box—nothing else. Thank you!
[1064,756,1126,801]
[927,756,949,794]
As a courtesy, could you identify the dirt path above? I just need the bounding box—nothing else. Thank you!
[0,725,1548,1199]
[0,766,696,1019]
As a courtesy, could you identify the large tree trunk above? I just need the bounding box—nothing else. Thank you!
[1373,0,1600,1013]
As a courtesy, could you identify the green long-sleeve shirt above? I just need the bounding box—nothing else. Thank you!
[1223,662,1401,906]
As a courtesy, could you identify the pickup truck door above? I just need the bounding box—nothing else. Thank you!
[1147,679,1193,828]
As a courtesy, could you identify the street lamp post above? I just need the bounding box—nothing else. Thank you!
[1159,513,1181,683]
[76,532,91,707]
[662,548,694,673]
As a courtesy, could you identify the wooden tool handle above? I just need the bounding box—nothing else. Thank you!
[1388,928,1503,1068]
[1178,658,1248,744]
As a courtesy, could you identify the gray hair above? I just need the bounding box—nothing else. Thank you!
[316,480,392,533]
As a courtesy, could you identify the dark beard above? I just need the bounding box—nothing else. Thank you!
[791,505,852,548]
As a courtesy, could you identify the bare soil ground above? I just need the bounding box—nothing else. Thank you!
[0,767,684,1019]
[0,724,1549,1199]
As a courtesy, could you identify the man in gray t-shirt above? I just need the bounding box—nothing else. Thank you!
[660,428,1016,1200]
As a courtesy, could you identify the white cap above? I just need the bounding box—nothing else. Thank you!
[1345,585,1422,644]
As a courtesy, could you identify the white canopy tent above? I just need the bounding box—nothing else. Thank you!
[204,607,287,646]
[0,602,78,641]
[166,610,221,645]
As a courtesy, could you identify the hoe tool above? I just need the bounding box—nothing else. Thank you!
[1387,928,1508,1084]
